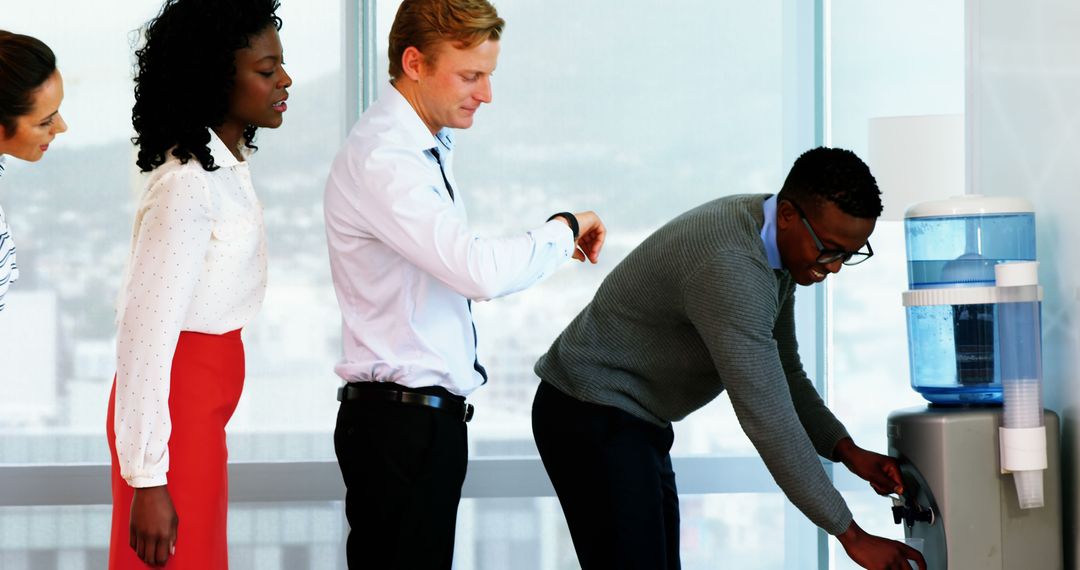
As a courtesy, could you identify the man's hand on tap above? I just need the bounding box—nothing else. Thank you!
[832,437,905,495]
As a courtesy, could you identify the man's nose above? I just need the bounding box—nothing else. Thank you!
[475,76,492,103]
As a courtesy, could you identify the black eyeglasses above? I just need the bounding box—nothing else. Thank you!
[786,200,873,266]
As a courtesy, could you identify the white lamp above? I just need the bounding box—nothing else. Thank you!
[867,114,964,221]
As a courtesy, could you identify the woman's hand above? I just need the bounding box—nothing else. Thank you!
[130,485,178,567]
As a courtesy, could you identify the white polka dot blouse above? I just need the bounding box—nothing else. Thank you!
[113,129,268,488]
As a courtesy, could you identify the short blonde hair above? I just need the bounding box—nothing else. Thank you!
[388,0,504,81]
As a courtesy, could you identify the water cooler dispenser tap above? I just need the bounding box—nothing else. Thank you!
[889,493,935,528]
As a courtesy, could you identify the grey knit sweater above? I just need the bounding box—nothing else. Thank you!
[535,193,854,535]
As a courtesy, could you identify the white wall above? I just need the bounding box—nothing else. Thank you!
[971,1,1080,567]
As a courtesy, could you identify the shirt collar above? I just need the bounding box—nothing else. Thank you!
[382,82,454,153]
[205,128,250,168]
[760,194,783,270]
[434,129,454,153]
[0,155,6,178]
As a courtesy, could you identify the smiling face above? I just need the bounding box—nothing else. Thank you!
[399,38,499,134]
[223,25,291,132]
[776,198,876,286]
[1,69,67,162]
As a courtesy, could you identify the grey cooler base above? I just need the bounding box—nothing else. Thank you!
[887,407,1062,570]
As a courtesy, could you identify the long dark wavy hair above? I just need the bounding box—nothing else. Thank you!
[132,0,282,173]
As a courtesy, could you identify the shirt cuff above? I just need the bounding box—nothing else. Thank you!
[127,473,168,488]
[539,219,576,259]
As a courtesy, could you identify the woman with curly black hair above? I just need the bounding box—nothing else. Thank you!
[107,0,290,566]
[0,31,68,311]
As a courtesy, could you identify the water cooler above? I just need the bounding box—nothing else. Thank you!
[888,195,1063,569]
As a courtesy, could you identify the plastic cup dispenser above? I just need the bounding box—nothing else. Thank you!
[888,195,1062,569]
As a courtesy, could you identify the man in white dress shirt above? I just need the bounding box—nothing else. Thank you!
[323,0,606,567]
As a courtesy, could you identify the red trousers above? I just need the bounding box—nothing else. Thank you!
[107,329,245,569]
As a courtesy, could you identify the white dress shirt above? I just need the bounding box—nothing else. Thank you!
[114,130,268,487]
[324,84,574,396]
[0,157,18,312]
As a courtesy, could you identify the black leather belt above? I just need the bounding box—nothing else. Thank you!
[337,382,474,423]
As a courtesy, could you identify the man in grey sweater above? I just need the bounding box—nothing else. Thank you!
[532,147,926,570]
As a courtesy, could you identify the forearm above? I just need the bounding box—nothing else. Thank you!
[114,201,209,487]
[114,318,180,487]
[342,156,576,300]
[832,436,858,463]
[775,290,850,457]
[685,256,854,533]
[452,220,574,300]
[736,396,855,534]
[787,373,851,458]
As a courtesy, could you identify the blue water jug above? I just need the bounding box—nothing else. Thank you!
[903,196,1036,405]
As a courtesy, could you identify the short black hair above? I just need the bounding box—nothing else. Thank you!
[132,0,282,173]
[0,30,57,139]
[777,147,882,219]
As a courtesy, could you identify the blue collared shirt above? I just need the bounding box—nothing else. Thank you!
[760,194,782,270]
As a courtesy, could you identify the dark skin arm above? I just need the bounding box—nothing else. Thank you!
[130,485,178,567]
[837,520,926,570]
[831,438,926,570]
[833,437,904,495]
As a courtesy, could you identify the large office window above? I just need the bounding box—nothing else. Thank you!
[0,0,346,460]
[0,0,969,567]
[826,1,964,566]
[376,1,813,567]
[1,0,347,565]
[375,0,791,460]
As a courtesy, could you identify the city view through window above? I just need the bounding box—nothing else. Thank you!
[0,1,957,568]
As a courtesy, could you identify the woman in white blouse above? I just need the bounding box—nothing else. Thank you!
[0,31,68,311]
[108,0,290,567]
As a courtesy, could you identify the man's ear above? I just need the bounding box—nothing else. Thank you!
[776,198,797,229]
[401,46,425,82]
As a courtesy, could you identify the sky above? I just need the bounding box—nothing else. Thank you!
[4,0,342,147]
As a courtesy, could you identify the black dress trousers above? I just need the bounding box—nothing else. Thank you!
[334,385,469,569]
[532,380,681,570]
